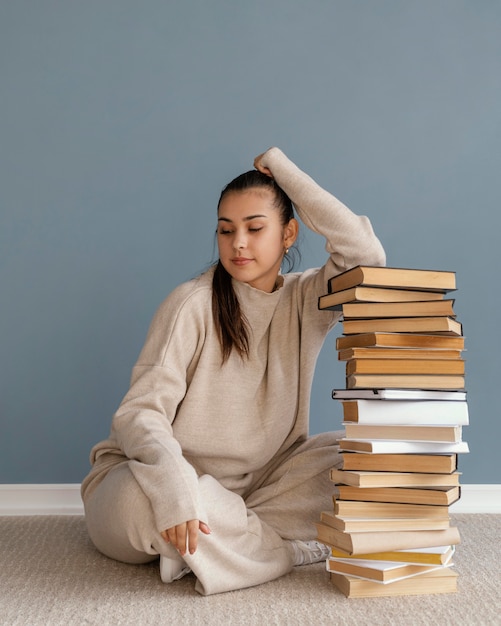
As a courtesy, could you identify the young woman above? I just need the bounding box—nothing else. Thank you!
[81,147,386,595]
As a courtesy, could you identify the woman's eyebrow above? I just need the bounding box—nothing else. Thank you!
[218,214,269,223]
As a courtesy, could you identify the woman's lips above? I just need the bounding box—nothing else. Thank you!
[231,257,253,266]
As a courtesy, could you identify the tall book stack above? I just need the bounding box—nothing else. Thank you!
[316,266,469,598]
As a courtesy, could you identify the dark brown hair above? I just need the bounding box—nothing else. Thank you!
[212,170,297,363]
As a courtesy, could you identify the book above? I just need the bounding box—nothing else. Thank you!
[329,468,461,488]
[318,285,446,309]
[327,266,457,294]
[346,358,465,376]
[329,544,455,565]
[334,485,461,506]
[332,388,467,401]
[330,568,458,598]
[333,499,451,519]
[320,511,450,533]
[342,424,463,443]
[340,453,458,474]
[326,557,451,584]
[346,374,465,390]
[342,316,462,336]
[336,332,465,351]
[331,299,456,318]
[338,347,463,361]
[341,399,469,425]
[339,439,469,454]
[315,522,461,554]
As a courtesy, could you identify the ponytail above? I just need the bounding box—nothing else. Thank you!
[212,260,249,363]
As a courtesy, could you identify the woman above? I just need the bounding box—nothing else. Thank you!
[81,147,386,595]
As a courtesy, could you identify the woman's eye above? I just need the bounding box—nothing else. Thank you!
[249,227,263,233]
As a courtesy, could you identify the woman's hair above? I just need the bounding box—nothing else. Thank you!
[212,170,298,363]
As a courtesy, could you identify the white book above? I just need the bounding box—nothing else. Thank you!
[339,439,470,454]
[332,388,467,401]
[342,399,469,425]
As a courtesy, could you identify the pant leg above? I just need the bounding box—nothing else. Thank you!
[83,461,173,564]
[82,431,343,596]
[245,430,343,540]
[83,461,295,595]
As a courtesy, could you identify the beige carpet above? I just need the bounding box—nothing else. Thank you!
[0,514,499,625]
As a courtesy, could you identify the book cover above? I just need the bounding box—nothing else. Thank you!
[338,347,464,361]
[342,316,462,336]
[330,468,461,488]
[339,439,469,454]
[332,388,467,401]
[326,557,452,584]
[334,485,461,506]
[330,568,458,597]
[335,299,456,318]
[340,453,458,474]
[327,266,457,294]
[333,499,451,519]
[320,511,450,533]
[345,358,465,376]
[346,373,465,390]
[329,544,455,566]
[318,285,446,309]
[315,522,461,554]
[336,332,465,350]
[341,399,469,425]
[342,424,463,443]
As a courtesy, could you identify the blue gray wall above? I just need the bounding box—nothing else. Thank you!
[2,2,500,484]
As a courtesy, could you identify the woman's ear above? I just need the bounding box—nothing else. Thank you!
[284,218,299,249]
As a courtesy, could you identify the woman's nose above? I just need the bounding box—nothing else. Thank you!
[233,232,247,250]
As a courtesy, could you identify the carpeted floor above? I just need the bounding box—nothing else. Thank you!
[0,514,499,625]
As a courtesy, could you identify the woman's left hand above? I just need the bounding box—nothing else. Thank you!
[254,151,273,178]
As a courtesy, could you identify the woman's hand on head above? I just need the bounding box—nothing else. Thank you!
[254,150,274,178]
[161,520,211,556]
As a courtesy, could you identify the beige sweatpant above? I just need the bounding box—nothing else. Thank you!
[82,431,342,595]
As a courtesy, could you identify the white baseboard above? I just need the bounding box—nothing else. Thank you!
[0,484,84,515]
[0,484,500,516]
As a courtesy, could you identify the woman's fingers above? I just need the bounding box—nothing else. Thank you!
[161,520,212,555]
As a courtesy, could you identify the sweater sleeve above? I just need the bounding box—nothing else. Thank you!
[259,147,386,278]
[102,283,209,533]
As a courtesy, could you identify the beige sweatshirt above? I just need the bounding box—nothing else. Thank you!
[81,147,386,534]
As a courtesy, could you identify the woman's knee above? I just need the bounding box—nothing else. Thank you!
[84,463,158,564]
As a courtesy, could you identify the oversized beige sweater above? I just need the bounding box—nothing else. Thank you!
[81,147,386,534]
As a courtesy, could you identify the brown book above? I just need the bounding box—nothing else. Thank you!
[320,510,450,533]
[334,485,461,506]
[341,399,468,425]
[330,568,458,598]
[318,286,445,309]
[330,468,461,488]
[346,358,465,376]
[329,544,455,565]
[342,316,462,336]
[327,266,456,294]
[326,557,451,583]
[315,521,461,554]
[340,453,458,474]
[338,347,463,361]
[335,299,456,318]
[333,499,451,519]
[342,424,463,443]
[346,373,465,390]
[336,332,465,350]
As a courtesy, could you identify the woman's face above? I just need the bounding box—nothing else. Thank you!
[217,189,297,293]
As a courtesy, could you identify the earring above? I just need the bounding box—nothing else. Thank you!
[284,247,289,255]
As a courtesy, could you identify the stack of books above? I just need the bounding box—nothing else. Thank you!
[316,265,469,598]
